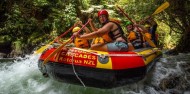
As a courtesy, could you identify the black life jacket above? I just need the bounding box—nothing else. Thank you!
[107,21,126,41]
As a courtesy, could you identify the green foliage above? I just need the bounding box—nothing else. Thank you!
[162,34,180,49]
[13,40,22,51]
[0,35,11,43]
[33,0,49,6]
[117,0,129,5]
[81,0,90,9]
[50,3,77,35]
[0,0,189,54]
[156,20,181,49]
[0,0,79,53]
[115,0,187,49]
[117,0,157,20]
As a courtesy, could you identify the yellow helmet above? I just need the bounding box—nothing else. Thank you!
[72,27,81,33]
[144,24,151,28]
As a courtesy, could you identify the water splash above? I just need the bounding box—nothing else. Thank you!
[0,54,113,94]
[0,53,190,94]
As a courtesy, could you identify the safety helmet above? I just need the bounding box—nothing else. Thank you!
[98,9,109,17]
[144,24,151,28]
[125,21,132,26]
[72,27,81,33]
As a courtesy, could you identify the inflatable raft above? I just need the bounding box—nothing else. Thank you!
[38,46,162,88]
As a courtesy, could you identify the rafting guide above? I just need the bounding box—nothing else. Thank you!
[72,9,129,52]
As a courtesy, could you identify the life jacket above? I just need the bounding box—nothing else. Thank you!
[92,21,127,45]
[109,18,121,24]
[92,21,121,45]
[102,32,113,43]
[74,37,89,48]
[143,32,152,41]
[130,31,142,49]
[127,31,137,41]
[107,21,127,41]
[92,32,113,45]
[92,37,105,44]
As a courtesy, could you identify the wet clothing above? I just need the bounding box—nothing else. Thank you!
[107,41,128,51]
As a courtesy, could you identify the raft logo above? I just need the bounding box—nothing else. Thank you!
[58,49,97,67]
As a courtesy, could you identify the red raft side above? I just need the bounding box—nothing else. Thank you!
[40,48,58,62]
[39,48,145,70]
[56,48,98,68]
[108,51,145,70]
[40,48,98,68]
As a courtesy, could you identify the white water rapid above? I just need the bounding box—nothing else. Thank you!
[0,53,190,94]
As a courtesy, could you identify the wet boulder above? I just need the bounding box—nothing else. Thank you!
[159,73,190,92]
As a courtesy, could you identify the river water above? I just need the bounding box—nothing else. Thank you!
[0,53,190,94]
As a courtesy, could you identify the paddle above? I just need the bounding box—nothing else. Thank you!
[43,20,90,65]
[116,5,157,48]
[152,1,170,16]
[34,23,78,54]
[140,1,170,23]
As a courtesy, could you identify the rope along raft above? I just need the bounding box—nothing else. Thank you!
[62,48,159,87]
[67,48,159,58]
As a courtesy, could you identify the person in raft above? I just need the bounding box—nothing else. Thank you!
[88,18,106,48]
[144,17,158,46]
[72,21,92,49]
[73,9,130,52]
[89,17,123,49]
[125,21,145,49]
[125,19,153,48]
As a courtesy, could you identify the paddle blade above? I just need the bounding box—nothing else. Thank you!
[43,39,72,65]
[34,41,54,54]
[152,1,170,15]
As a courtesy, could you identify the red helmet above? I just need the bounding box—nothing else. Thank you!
[98,9,109,17]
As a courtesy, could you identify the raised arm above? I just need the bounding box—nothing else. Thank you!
[88,18,98,31]
[73,22,112,39]
[77,21,91,33]
[134,24,149,33]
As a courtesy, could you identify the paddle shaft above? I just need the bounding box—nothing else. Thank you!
[34,23,79,54]
[117,6,133,22]
[43,20,90,65]
[54,23,78,43]
[117,6,156,48]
